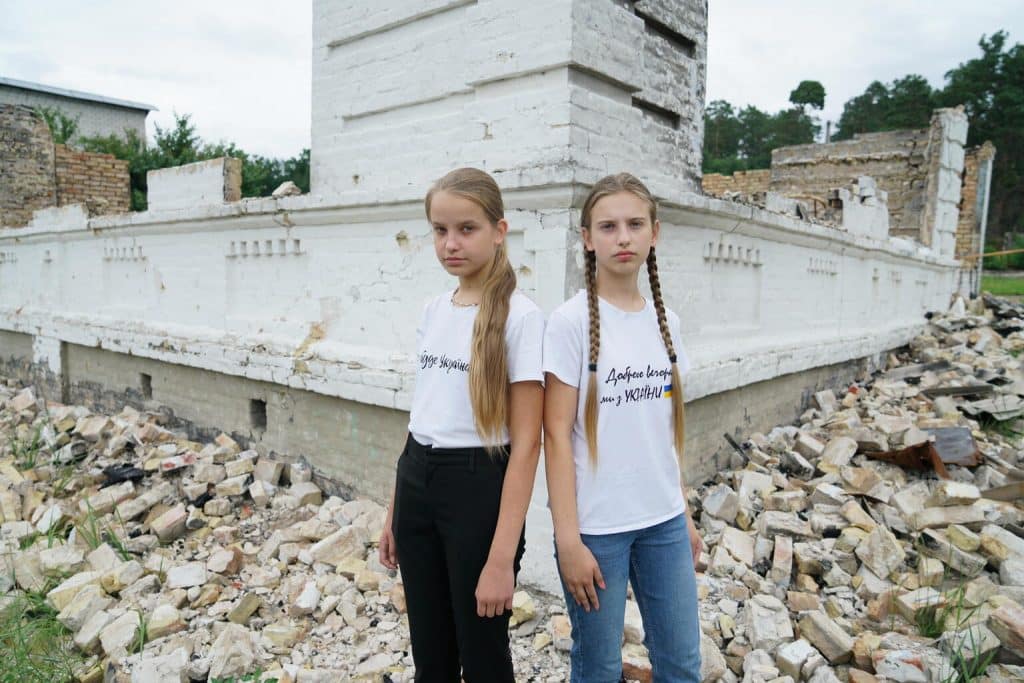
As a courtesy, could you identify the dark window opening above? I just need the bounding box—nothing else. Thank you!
[250,399,268,430]
[632,4,697,58]
[140,373,152,400]
[632,97,681,129]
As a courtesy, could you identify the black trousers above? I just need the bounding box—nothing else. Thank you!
[392,434,526,683]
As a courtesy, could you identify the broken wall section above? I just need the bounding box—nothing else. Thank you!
[769,128,932,240]
[0,105,57,227]
[1,104,131,227]
[702,169,770,197]
[54,144,130,218]
[956,142,997,260]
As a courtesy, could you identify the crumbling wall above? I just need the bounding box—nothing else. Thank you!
[0,105,57,227]
[1,104,133,226]
[769,129,930,239]
[956,142,996,260]
[702,169,770,197]
[54,144,130,217]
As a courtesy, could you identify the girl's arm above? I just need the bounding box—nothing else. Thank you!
[475,379,543,617]
[680,479,704,569]
[544,373,605,612]
[379,484,398,570]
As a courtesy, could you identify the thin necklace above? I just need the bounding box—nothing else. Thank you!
[451,287,479,307]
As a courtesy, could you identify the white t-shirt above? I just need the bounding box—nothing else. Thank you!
[408,290,545,449]
[543,290,691,535]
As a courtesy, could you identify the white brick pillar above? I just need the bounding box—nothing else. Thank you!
[310,0,708,203]
[926,107,968,258]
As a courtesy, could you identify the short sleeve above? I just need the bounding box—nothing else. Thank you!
[415,298,432,354]
[507,308,545,384]
[542,310,583,388]
[669,311,692,376]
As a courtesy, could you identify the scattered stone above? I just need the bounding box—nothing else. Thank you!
[228,593,262,625]
[855,526,906,579]
[703,484,739,522]
[150,504,188,542]
[988,602,1024,659]
[927,481,981,507]
[919,529,987,577]
[99,611,141,656]
[130,647,188,683]
[146,604,186,640]
[289,481,323,507]
[799,611,854,664]
[208,623,256,679]
[165,561,207,589]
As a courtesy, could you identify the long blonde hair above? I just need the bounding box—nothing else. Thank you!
[580,173,686,466]
[425,168,516,449]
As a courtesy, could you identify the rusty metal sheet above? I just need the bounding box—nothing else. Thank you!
[866,441,950,479]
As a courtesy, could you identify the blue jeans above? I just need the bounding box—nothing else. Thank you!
[557,513,701,683]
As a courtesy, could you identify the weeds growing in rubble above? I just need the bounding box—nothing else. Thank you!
[943,623,998,683]
[74,502,133,562]
[6,423,44,470]
[0,579,86,683]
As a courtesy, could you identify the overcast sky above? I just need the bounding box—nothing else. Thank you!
[2,2,1022,159]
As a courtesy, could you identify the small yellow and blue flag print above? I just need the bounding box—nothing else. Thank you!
[663,384,673,398]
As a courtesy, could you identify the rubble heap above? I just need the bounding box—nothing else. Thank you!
[689,292,1024,683]
[0,292,1023,682]
[0,392,571,682]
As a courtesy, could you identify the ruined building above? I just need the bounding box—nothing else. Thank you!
[703,113,995,291]
[0,1,979,590]
[0,105,131,226]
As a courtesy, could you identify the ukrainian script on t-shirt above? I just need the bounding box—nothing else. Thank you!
[600,363,673,406]
[407,290,545,449]
[419,352,470,374]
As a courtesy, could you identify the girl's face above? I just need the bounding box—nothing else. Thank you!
[582,191,659,276]
[429,190,508,279]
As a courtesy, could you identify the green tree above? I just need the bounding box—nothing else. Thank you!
[833,75,935,140]
[789,80,825,110]
[79,112,310,210]
[703,100,744,174]
[703,84,821,175]
[939,31,1024,237]
[35,106,80,145]
[79,128,151,210]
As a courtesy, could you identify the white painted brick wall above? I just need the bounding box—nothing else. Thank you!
[147,158,241,212]
[0,188,958,414]
[311,0,707,200]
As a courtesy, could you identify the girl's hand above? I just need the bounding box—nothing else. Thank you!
[378,524,398,570]
[686,513,704,571]
[475,560,515,618]
[557,539,605,612]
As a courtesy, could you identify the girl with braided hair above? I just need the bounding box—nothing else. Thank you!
[378,168,544,682]
[543,173,702,682]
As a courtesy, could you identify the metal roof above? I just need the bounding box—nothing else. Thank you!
[0,76,157,112]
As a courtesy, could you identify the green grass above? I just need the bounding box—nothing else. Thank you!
[0,583,87,683]
[980,275,1024,297]
[7,424,45,470]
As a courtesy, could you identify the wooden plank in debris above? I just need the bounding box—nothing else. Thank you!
[980,482,1024,502]
[921,384,995,399]
[986,454,1024,481]
[883,360,952,382]
[961,395,1024,420]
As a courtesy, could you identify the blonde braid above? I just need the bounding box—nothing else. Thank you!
[647,248,686,461]
[583,248,600,465]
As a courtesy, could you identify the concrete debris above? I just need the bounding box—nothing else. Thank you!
[1,294,1024,681]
